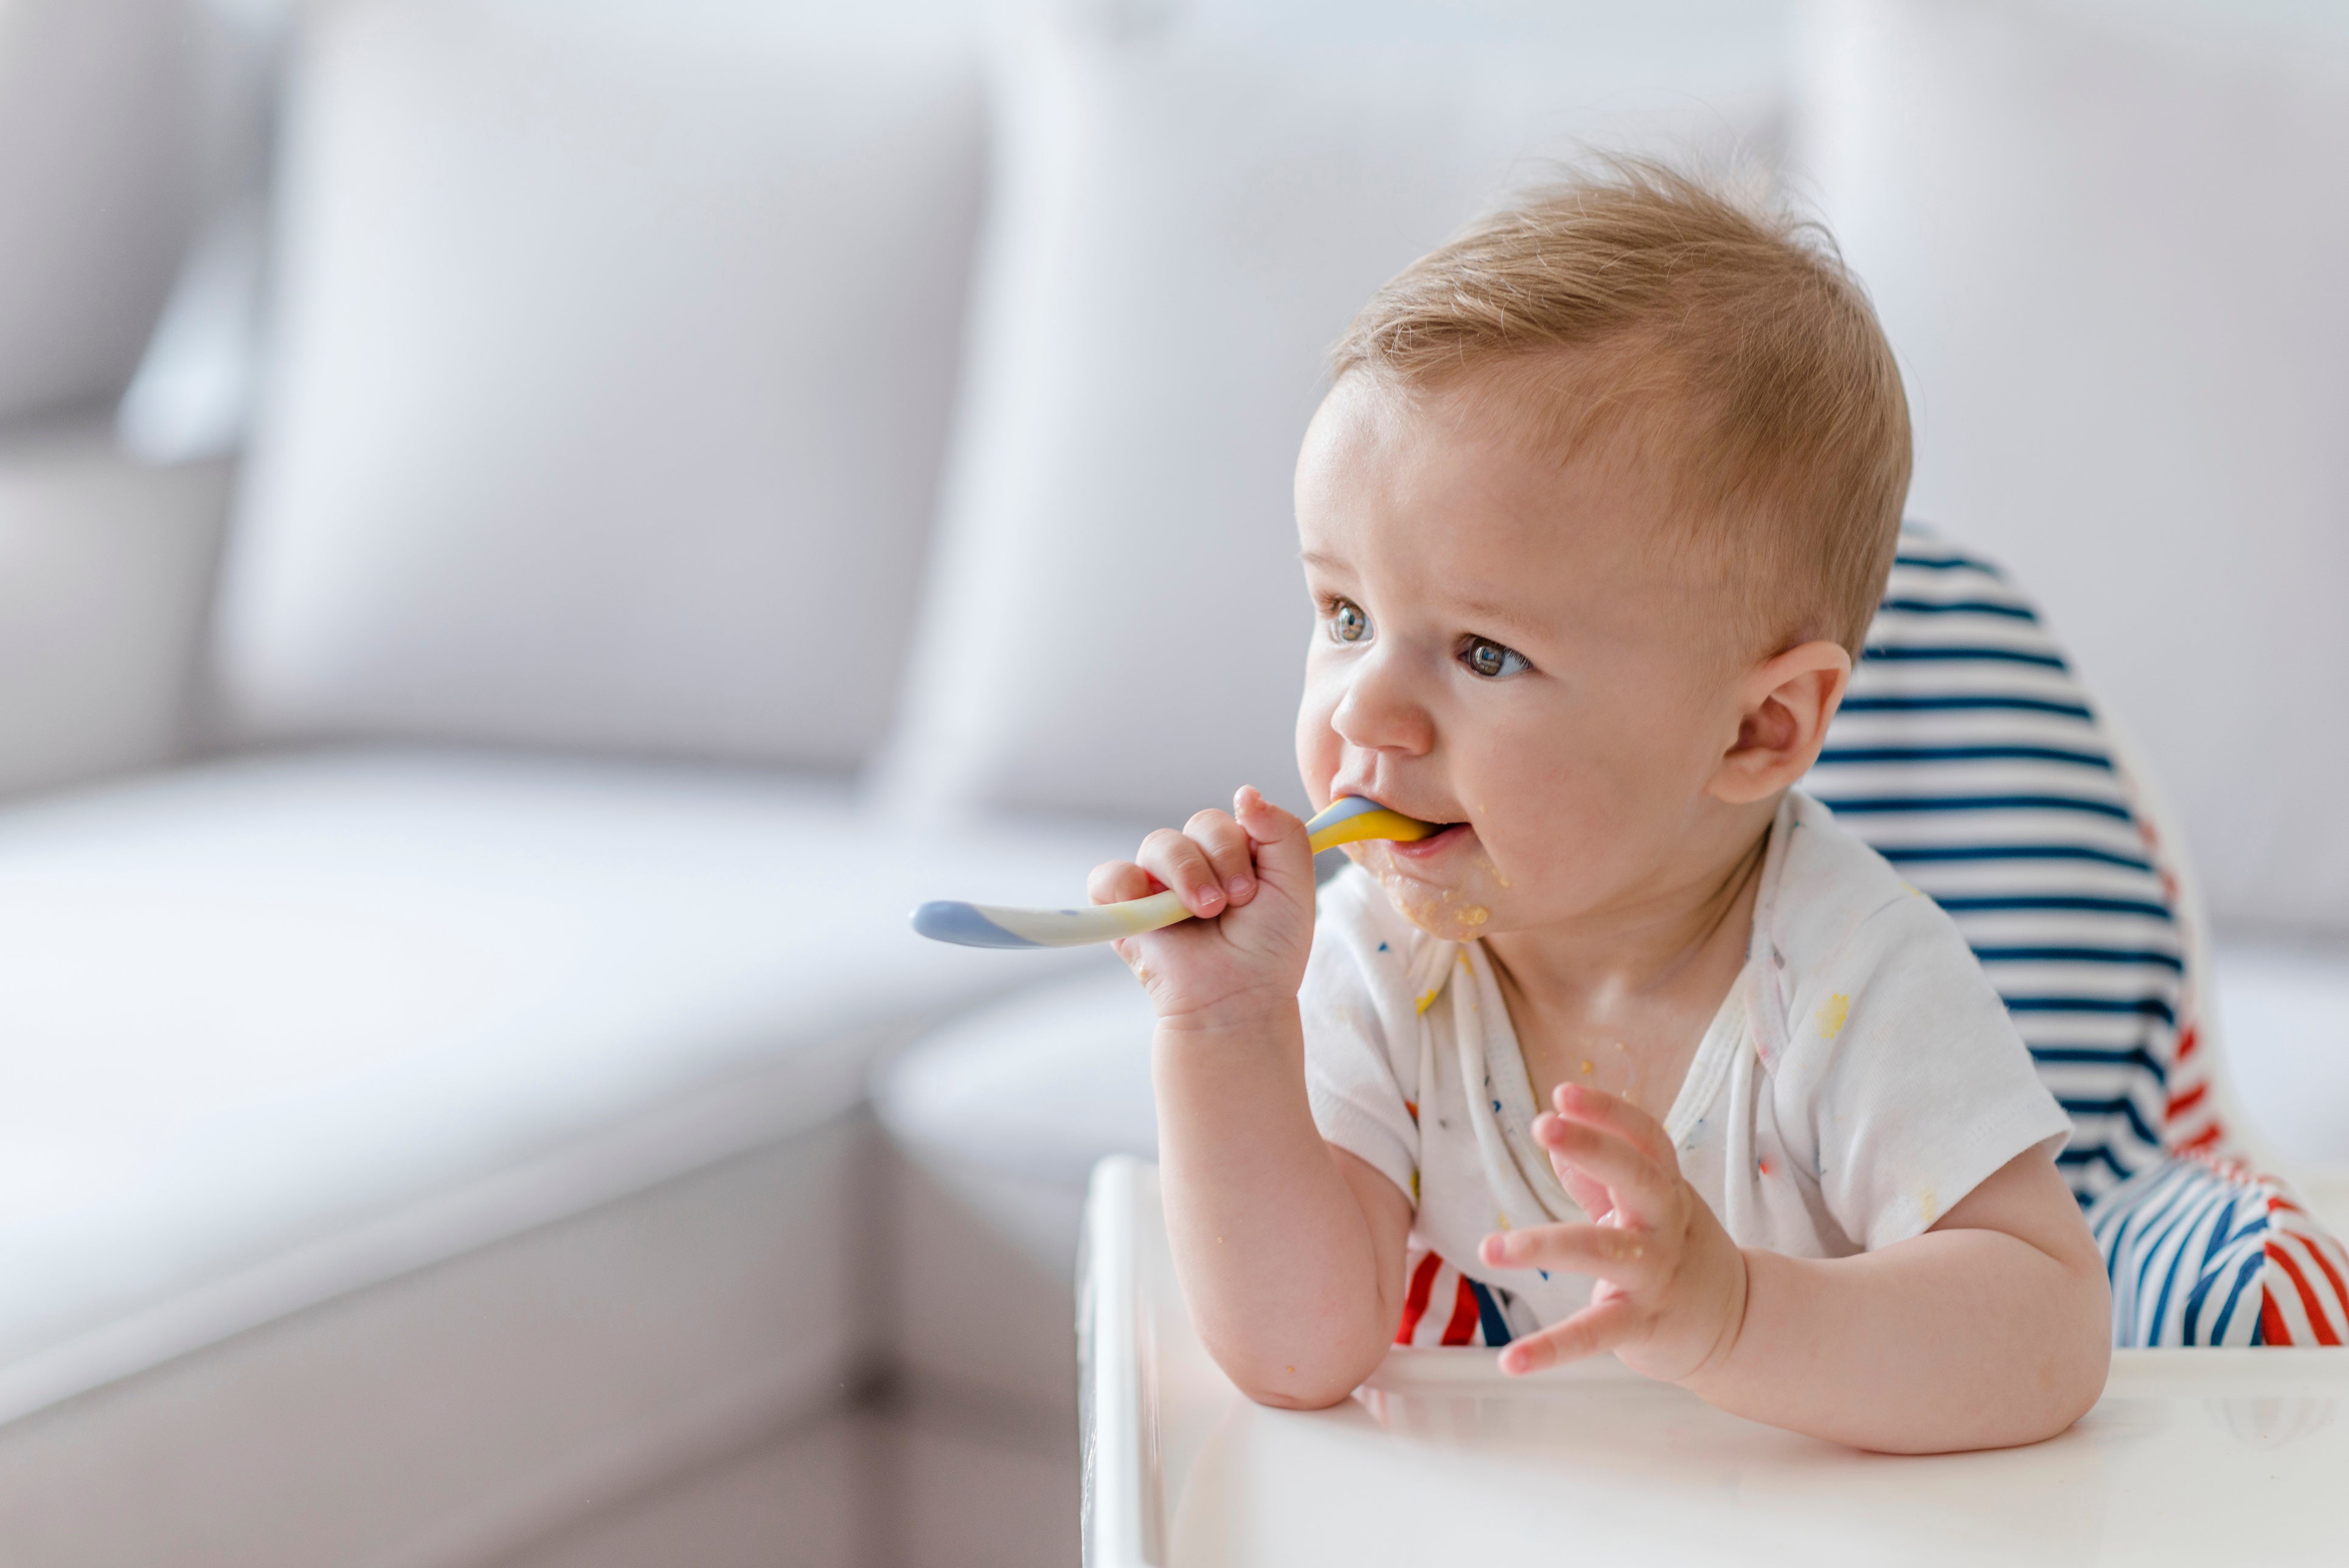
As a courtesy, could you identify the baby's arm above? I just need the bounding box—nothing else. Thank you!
[1483,1084,2109,1453]
[1092,789,1411,1407]
[1702,1139,2108,1451]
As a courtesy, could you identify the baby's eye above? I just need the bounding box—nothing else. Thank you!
[1462,637,1532,679]
[1327,598,1371,645]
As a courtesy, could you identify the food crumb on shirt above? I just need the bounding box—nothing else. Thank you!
[1415,988,1438,1015]
[1816,992,1851,1040]
[1919,1185,1938,1225]
[1757,1157,1773,1176]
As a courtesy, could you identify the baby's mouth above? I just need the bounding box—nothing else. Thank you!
[1387,820,1472,860]
[1356,823,1503,940]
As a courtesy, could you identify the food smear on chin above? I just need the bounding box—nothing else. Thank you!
[1352,842,1507,942]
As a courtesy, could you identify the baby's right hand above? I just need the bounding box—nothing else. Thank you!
[1089,786,1318,1032]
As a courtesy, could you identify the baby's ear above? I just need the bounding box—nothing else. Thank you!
[1709,640,1852,805]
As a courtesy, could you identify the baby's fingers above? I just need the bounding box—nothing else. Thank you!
[1184,810,1258,906]
[1137,828,1229,919]
[1497,1299,1642,1376]
[1233,787,1314,887]
[1558,1165,1615,1226]
[1551,1081,1679,1168]
[1532,1112,1676,1223]
[1479,1223,1667,1291]
[1086,860,1159,906]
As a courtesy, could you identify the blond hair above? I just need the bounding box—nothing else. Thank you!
[1331,159,1910,660]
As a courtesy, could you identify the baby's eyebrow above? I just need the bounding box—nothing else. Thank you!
[1451,592,1525,620]
[1445,593,1548,637]
[1298,552,1546,636]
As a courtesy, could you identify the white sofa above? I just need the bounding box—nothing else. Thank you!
[1,1,2343,1565]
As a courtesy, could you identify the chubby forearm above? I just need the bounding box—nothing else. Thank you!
[1687,1226,2111,1452]
[1154,1005,1404,1407]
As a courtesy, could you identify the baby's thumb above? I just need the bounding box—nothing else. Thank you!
[1233,786,1314,889]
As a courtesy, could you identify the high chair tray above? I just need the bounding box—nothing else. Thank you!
[1081,1157,2349,1568]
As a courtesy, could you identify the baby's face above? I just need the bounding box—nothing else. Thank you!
[1293,373,1762,941]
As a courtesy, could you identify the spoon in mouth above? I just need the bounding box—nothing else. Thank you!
[911,796,1443,949]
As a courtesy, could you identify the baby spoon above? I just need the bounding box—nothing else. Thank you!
[911,796,1442,949]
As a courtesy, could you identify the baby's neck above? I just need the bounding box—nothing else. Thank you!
[1483,811,1772,1123]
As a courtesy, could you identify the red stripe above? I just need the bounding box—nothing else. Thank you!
[2297,1229,2349,1327]
[2266,1242,2343,1347]
[2259,1289,2294,1347]
[2175,1124,2221,1153]
[1438,1275,1480,1346]
[1395,1253,1442,1344]
[2165,1083,2207,1120]
[2175,1025,2200,1061]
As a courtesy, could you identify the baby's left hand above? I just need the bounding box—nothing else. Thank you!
[1478,1082,1749,1383]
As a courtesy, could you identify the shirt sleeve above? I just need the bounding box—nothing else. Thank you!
[1769,890,2073,1251]
[1300,874,1421,1207]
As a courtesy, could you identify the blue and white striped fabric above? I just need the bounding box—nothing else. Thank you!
[1805,528,2349,1347]
[2090,1153,2349,1347]
[1806,528,2187,1208]
[2092,1154,2274,1347]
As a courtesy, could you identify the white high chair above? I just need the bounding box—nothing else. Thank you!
[1080,1159,2349,1568]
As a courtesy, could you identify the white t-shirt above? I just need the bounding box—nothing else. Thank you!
[1303,789,2072,1336]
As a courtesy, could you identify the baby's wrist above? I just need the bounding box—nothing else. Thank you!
[1153,992,1300,1046]
[1670,1243,1757,1395]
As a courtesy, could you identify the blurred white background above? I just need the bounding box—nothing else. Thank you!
[0,1,2343,1564]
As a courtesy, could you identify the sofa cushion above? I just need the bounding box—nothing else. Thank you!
[0,422,229,800]
[214,0,985,768]
[875,962,1155,1426]
[0,1120,872,1568]
[0,747,1130,1421]
[1796,0,2349,937]
[0,0,198,423]
[875,7,1786,827]
[877,961,1156,1276]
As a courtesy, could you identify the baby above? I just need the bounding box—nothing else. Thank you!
[1090,163,2111,1454]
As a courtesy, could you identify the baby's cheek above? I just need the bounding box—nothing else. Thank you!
[1293,708,1341,805]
